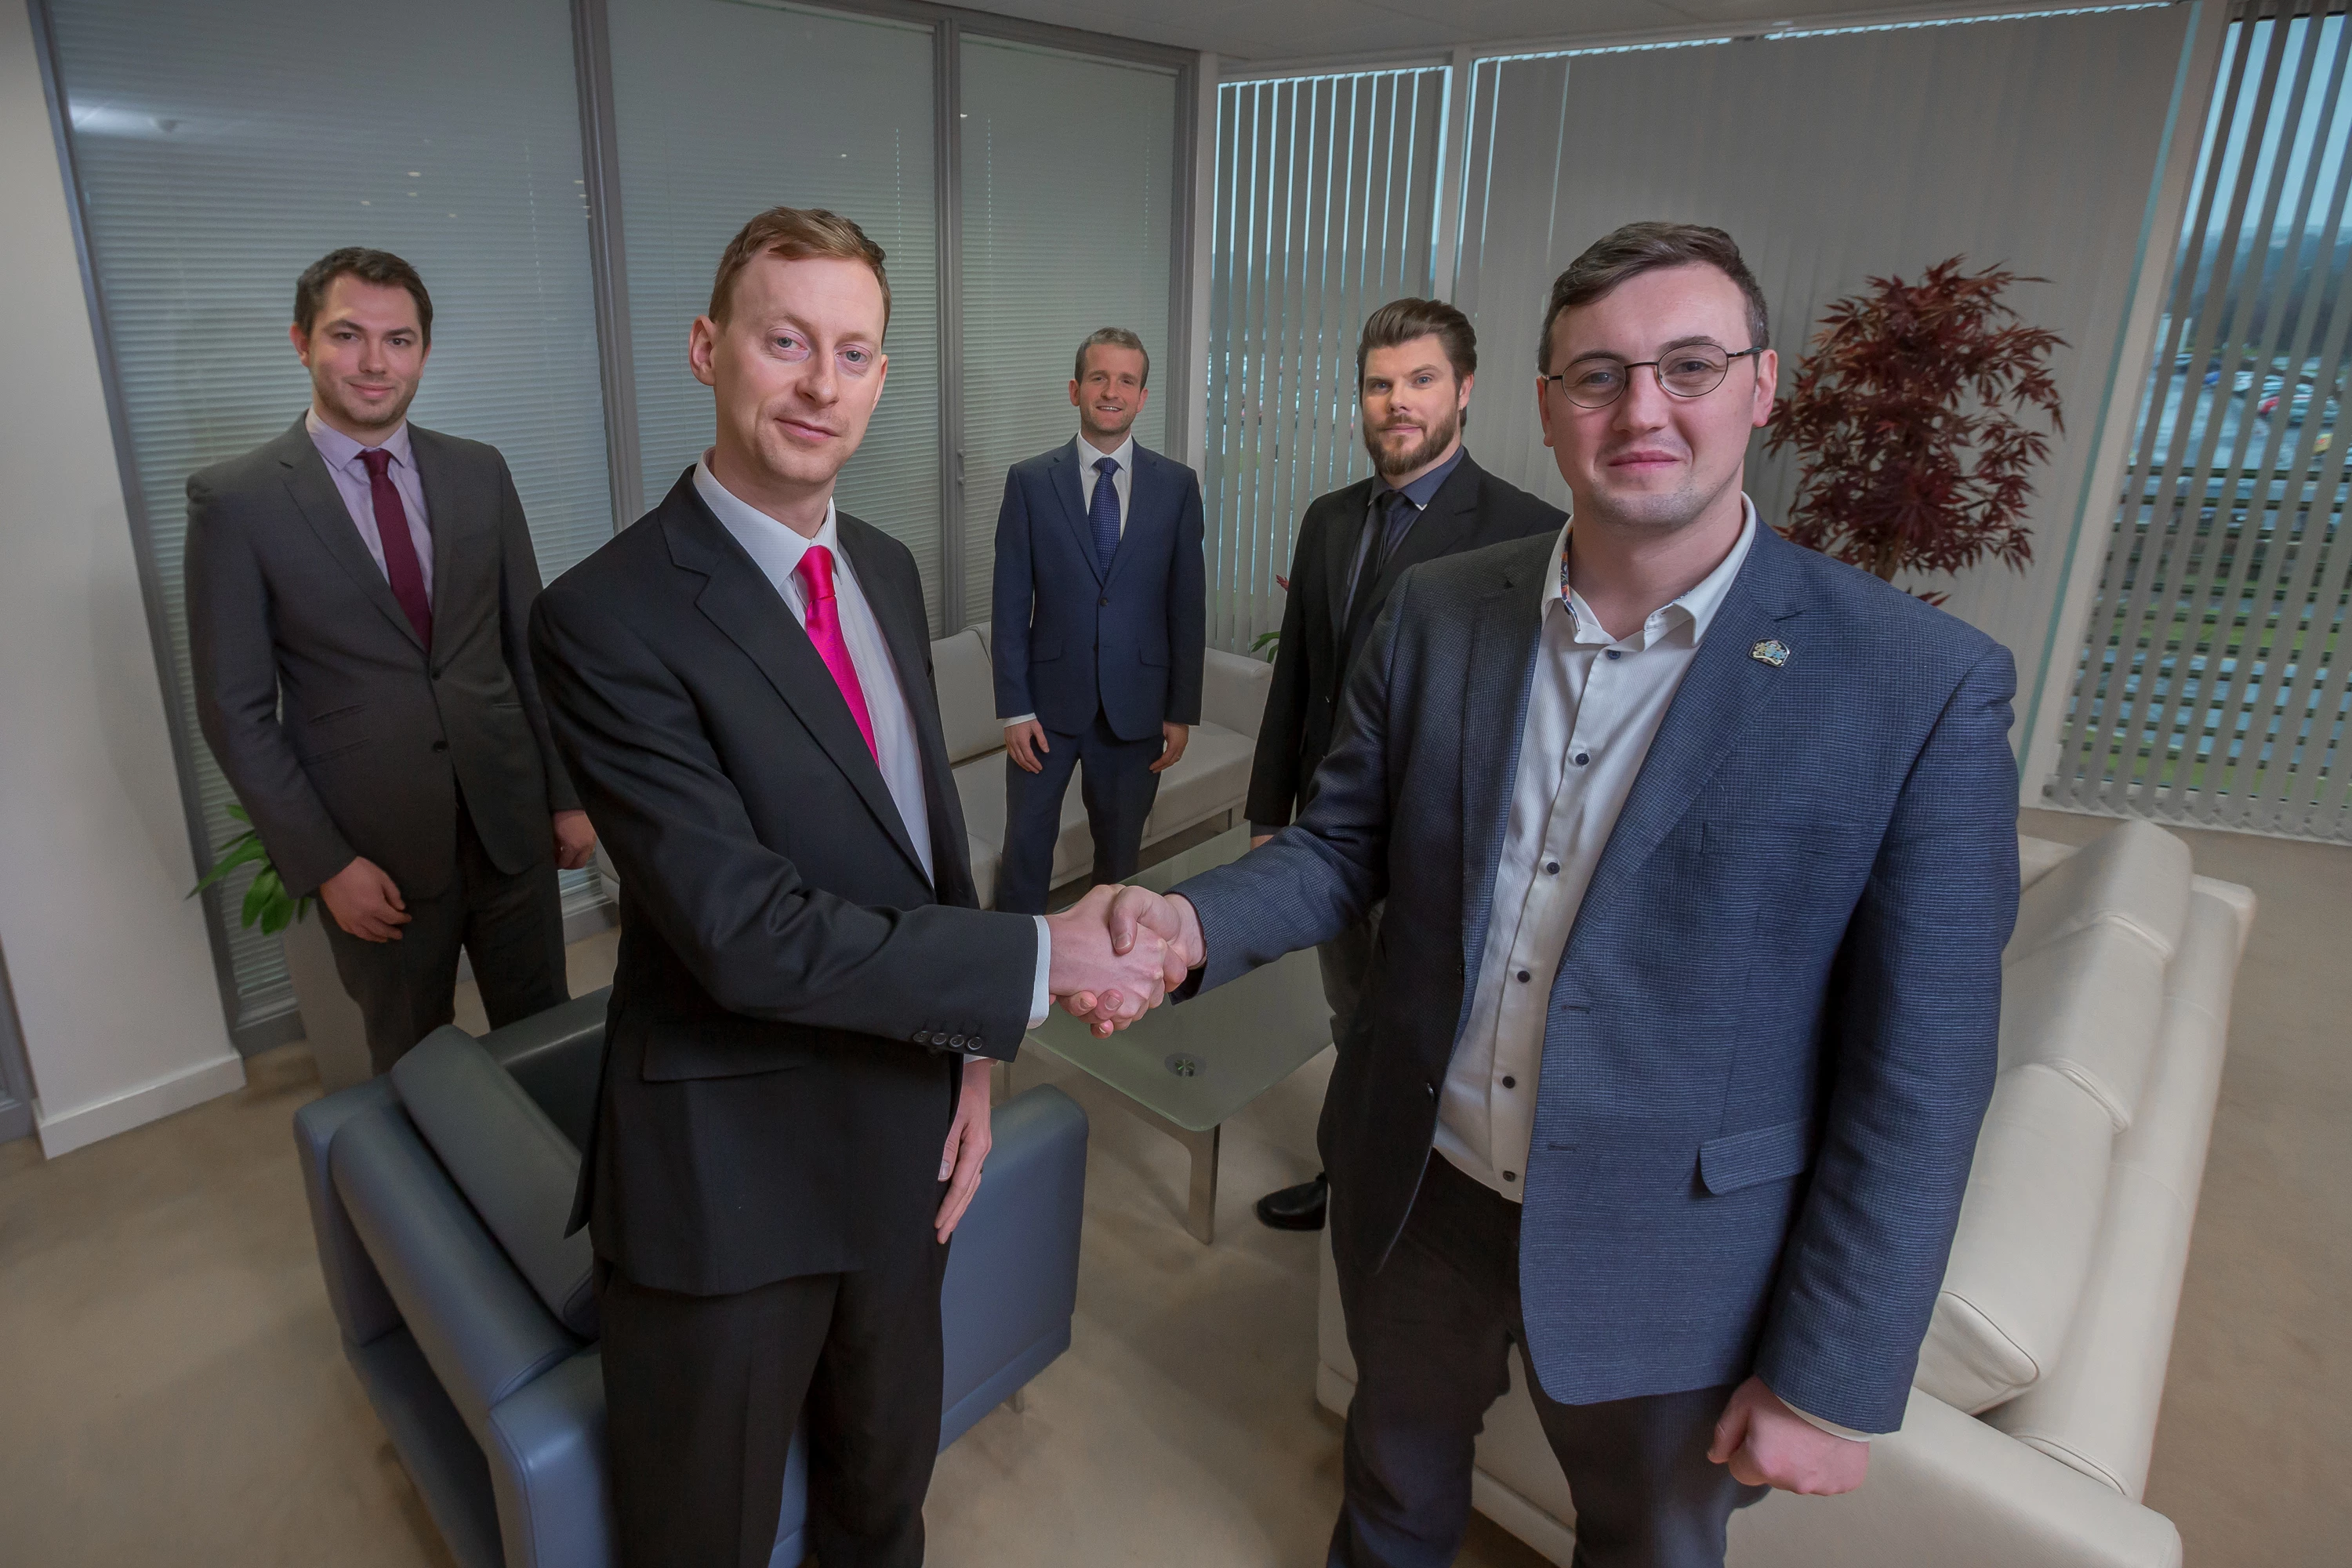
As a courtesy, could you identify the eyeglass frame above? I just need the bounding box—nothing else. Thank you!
[1537,344,1767,409]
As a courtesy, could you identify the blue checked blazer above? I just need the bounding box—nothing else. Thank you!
[1171,520,2018,1432]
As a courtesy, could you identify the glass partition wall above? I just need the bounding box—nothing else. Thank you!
[37,0,1196,1044]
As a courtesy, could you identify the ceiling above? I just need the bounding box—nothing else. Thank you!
[956,0,2050,64]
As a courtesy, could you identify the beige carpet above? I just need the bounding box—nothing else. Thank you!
[0,810,2341,1565]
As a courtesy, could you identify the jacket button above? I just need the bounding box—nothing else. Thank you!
[949,1034,966,1048]
[1099,597,1109,607]
[431,740,448,753]
[1426,1083,1438,1101]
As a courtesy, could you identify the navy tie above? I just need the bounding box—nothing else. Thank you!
[1089,456,1121,576]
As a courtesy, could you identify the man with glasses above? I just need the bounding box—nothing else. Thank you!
[1093,223,2016,1565]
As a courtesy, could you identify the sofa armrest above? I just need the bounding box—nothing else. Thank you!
[1726,1388,2181,1568]
[294,1076,405,1348]
[480,989,610,1152]
[1201,647,1272,740]
[483,1350,615,1568]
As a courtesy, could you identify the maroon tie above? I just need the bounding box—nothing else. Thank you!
[359,447,433,648]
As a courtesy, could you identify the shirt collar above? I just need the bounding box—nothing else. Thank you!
[1073,432,1136,475]
[694,452,839,582]
[1548,493,1759,650]
[306,406,415,472]
[1378,442,1466,513]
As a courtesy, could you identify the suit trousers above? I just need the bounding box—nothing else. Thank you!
[993,710,1163,914]
[319,797,566,1074]
[598,1211,952,1568]
[1330,1155,1766,1568]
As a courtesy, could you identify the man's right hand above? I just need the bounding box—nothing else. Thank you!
[319,855,410,942]
[1004,720,1050,775]
[1045,884,1188,1035]
[1105,887,1206,978]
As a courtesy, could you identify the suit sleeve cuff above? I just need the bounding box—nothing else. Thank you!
[1027,915,1051,1029]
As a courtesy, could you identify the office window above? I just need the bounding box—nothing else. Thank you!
[45,0,612,1033]
[2053,8,2352,838]
[606,0,942,622]
[1203,69,1450,654]
[958,36,1178,629]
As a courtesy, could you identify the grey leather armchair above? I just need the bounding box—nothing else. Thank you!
[293,991,1089,1567]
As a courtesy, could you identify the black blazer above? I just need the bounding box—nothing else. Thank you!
[529,470,1040,1297]
[988,441,1207,740]
[1244,452,1563,829]
[185,418,577,898]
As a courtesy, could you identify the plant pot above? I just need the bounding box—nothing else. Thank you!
[281,913,372,1094]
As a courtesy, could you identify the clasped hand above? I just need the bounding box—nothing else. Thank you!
[1044,884,1207,1036]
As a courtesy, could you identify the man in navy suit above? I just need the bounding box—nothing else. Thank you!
[989,328,1207,913]
[1095,223,2018,1566]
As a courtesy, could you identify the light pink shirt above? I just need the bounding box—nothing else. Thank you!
[305,408,434,601]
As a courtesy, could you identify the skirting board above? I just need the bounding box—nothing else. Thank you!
[35,1050,246,1159]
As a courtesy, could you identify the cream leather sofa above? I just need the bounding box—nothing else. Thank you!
[1312,818,2252,1568]
[925,622,1271,906]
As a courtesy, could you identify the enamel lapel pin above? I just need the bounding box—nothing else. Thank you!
[1750,638,1791,668]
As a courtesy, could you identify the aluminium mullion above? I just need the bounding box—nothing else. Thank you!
[1286,78,1336,561]
[1238,84,1278,650]
[1167,57,1200,474]
[570,0,644,528]
[1205,86,1244,649]
[1265,78,1314,622]
[1298,78,1348,536]
[935,16,966,632]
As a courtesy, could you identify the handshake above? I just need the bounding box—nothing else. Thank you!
[1042,883,1209,1036]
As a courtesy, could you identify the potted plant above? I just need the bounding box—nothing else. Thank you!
[189,805,372,1091]
[1764,258,2065,603]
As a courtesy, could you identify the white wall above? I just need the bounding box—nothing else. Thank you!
[0,2,243,1157]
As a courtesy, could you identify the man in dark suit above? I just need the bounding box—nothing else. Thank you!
[1101,223,2017,1566]
[1248,298,1563,1231]
[529,207,1178,1568]
[187,247,593,1074]
[989,328,1207,914]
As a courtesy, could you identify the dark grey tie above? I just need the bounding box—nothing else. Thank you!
[1347,490,1416,629]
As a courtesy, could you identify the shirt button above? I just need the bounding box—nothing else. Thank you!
[1606,649,1622,660]
[1501,1075,1516,1089]
[1544,862,1560,875]
[1502,1171,1519,1183]
[1573,753,1590,767]
[1516,970,1531,983]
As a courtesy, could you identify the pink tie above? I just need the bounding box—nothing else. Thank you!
[793,546,878,761]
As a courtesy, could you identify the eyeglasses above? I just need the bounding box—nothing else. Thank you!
[1539,344,1765,409]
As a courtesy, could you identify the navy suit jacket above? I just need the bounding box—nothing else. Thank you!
[1171,521,2018,1432]
[989,441,1207,742]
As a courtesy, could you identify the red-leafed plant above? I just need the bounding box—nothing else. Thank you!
[1765,259,2064,602]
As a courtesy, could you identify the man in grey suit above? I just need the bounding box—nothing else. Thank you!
[187,248,593,1072]
[1096,223,2016,1566]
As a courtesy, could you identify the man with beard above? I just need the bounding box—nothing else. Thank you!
[988,327,1207,913]
[186,247,591,1073]
[1247,299,1563,1232]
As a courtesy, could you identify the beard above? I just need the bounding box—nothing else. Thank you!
[1365,404,1461,478]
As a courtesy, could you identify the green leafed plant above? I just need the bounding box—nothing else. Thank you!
[187,804,313,935]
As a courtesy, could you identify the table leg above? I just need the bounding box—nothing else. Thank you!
[989,1057,1014,1107]
[1176,1123,1220,1245]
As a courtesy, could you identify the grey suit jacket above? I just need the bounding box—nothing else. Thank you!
[186,416,577,899]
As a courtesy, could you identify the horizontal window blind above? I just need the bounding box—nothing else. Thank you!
[47,0,612,1029]
[1205,68,1448,655]
[2052,6,2352,839]
[606,0,942,622]
[959,34,1178,633]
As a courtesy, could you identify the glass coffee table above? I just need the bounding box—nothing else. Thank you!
[998,826,1333,1243]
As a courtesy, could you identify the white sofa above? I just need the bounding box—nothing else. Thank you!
[1312,818,2254,1568]
[926,622,1271,906]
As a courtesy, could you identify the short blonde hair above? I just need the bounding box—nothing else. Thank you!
[708,206,891,333]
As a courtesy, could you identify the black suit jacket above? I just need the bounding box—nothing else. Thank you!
[1244,452,1564,829]
[185,417,576,898]
[529,470,1039,1297]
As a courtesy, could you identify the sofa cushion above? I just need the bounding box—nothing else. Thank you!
[2006,818,2191,963]
[1915,1062,2114,1414]
[953,753,1094,888]
[932,628,1004,764]
[966,834,1000,909]
[1998,921,2168,1131]
[1143,721,1254,840]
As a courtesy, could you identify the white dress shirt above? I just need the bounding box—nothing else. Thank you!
[1003,432,1138,732]
[306,408,435,598]
[694,456,1050,1028]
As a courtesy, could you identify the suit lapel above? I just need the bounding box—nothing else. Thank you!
[1570,524,1810,940]
[273,419,425,652]
[406,426,463,628]
[1456,539,1550,1004]
[1321,477,1377,627]
[668,499,930,887]
[1050,443,1105,584]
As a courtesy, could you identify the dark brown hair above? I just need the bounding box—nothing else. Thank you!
[1074,327,1150,387]
[1538,222,1770,372]
[708,206,891,332]
[295,248,433,346]
[1357,297,1477,387]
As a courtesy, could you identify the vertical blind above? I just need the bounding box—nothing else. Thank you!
[2052,6,2352,839]
[1449,9,2197,691]
[606,0,943,622]
[46,0,612,1029]
[1203,68,1450,655]
[958,35,1177,632]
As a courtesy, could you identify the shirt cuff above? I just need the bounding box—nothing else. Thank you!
[1780,1397,1874,1443]
[1002,714,1037,729]
[1027,915,1051,1029]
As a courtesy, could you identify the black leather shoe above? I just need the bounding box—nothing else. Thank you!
[1256,1173,1329,1232]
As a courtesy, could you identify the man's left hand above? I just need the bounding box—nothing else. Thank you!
[553,810,597,870]
[936,1057,994,1240]
[1707,1376,1869,1495]
[1149,722,1189,775]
